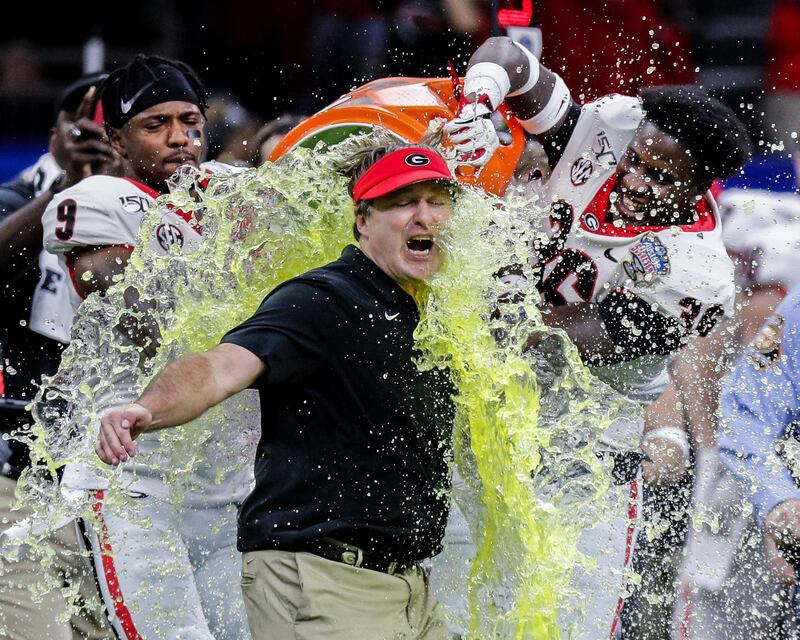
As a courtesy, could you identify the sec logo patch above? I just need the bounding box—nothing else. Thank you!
[155,223,185,251]
[570,157,593,185]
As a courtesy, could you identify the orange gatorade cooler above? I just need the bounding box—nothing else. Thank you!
[270,77,526,196]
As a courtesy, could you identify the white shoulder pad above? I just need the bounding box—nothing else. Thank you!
[43,176,155,255]
[614,230,735,332]
[549,94,643,192]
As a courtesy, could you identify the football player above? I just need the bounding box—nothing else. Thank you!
[41,55,254,640]
[439,36,751,639]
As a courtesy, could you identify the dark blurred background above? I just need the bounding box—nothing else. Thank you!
[0,0,794,185]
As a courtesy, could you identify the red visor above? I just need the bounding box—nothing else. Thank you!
[352,147,455,204]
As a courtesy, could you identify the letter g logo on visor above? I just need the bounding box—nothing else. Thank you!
[352,147,455,204]
[404,153,431,167]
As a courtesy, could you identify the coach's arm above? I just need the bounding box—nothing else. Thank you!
[96,343,265,465]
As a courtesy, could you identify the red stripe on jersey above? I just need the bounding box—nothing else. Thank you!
[92,490,143,640]
[678,580,694,640]
[169,206,203,234]
[65,255,85,300]
[122,177,161,199]
[580,174,716,237]
[710,179,724,201]
[170,167,220,233]
[608,480,639,640]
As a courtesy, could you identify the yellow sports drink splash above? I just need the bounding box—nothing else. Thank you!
[12,134,630,639]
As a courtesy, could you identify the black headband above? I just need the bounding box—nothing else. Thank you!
[102,63,205,129]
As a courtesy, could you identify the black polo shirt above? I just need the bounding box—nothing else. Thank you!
[221,244,455,562]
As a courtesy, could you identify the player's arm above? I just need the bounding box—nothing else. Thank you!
[467,36,573,133]
[538,288,684,366]
[764,500,800,585]
[670,332,726,452]
[536,301,618,362]
[71,245,161,357]
[674,286,780,455]
[736,285,784,346]
[70,244,132,297]
[446,36,575,166]
[96,342,265,465]
[641,383,690,486]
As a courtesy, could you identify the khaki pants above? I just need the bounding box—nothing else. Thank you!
[241,549,451,640]
[0,475,113,640]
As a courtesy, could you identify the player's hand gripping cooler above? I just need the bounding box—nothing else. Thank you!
[269,77,526,196]
[444,94,500,168]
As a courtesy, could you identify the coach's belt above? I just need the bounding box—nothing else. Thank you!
[306,537,413,575]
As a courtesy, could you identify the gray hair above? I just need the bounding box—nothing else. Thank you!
[332,128,446,240]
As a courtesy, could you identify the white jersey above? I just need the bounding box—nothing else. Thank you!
[20,153,74,344]
[719,187,800,291]
[42,169,257,506]
[535,95,735,403]
[43,174,158,309]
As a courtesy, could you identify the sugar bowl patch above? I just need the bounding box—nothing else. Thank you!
[622,232,671,284]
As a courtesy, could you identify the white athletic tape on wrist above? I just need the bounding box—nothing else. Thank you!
[463,62,511,111]
[508,42,541,97]
[642,426,690,460]
[517,73,572,134]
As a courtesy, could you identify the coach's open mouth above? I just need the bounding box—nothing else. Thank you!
[406,236,434,254]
